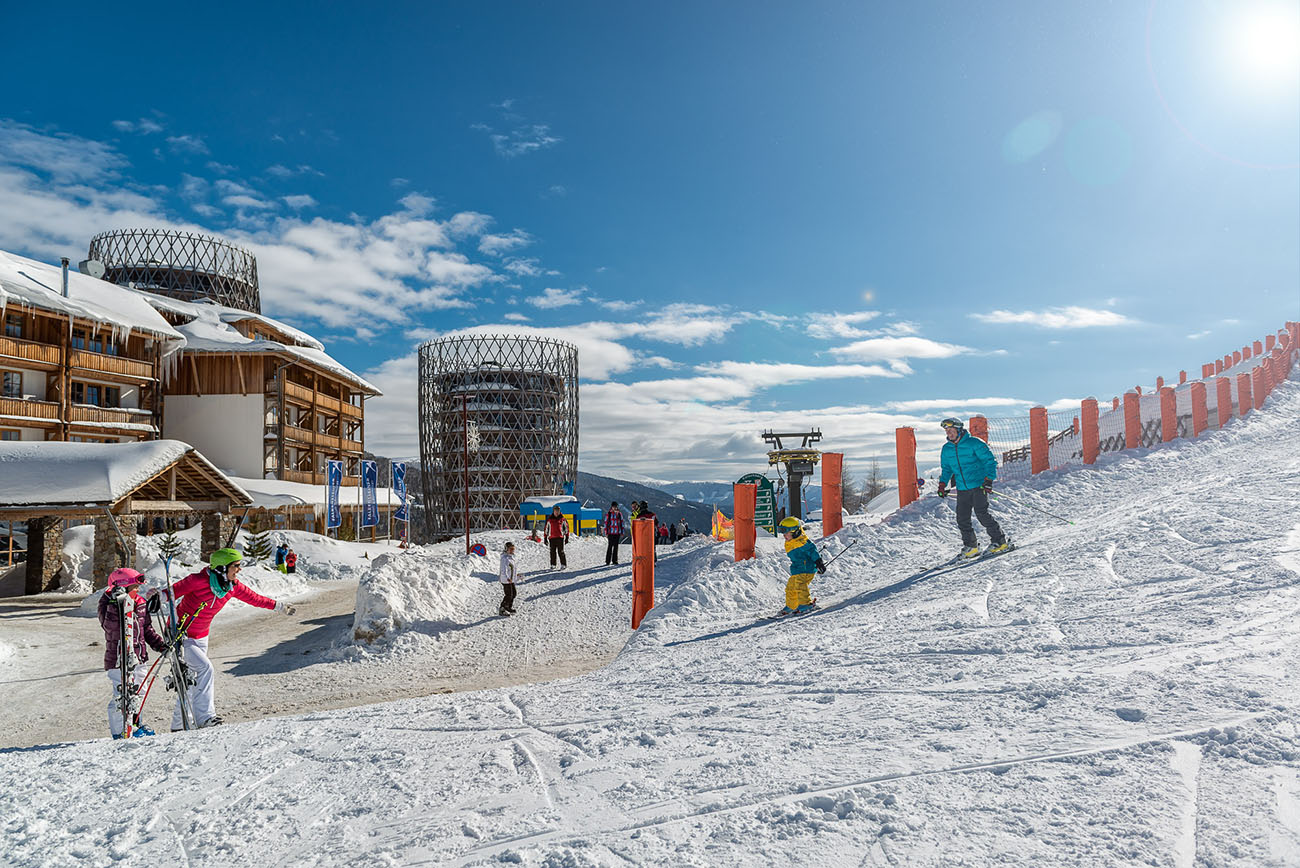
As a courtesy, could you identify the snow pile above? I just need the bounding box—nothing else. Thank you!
[3,378,1300,866]
[351,548,480,643]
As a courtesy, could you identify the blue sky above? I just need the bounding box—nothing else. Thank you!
[1,1,1297,480]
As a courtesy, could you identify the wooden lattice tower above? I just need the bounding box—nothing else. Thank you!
[418,335,579,540]
[88,228,261,313]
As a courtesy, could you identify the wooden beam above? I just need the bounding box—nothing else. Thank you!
[189,355,202,397]
[122,499,228,513]
[235,353,247,395]
[168,466,176,500]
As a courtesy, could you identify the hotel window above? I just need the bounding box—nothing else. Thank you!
[4,315,21,338]
[1,429,19,441]
[2,371,21,398]
[71,329,86,350]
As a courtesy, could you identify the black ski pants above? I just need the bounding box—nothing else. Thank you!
[500,583,517,613]
[605,533,620,564]
[955,488,1006,548]
[549,537,567,567]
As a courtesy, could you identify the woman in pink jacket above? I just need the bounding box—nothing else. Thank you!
[170,547,295,730]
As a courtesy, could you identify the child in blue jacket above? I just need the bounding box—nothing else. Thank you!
[776,517,825,616]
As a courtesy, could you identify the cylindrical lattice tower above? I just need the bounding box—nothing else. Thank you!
[87,228,261,313]
[418,335,579,540]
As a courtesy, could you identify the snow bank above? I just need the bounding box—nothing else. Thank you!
[351,549,479,643]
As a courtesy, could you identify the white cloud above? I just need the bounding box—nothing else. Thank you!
[222,194,276,210]
[112,117,164,135]
[971,306,1134,328]
[165,134,209,155]
[530,287,585,309]
[883,397,1033,412]
[695,361,901,389]
[282,194,317,210]
[596,299,640,312]
[1187,330,1210,339]
[503,312,529,322]
[478,229,533,256]
[0,121,126,182]
[829,336,972,373]
[807,311,882,340]
[489,125,560,158]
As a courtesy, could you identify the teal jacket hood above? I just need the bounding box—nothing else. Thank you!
[940,431,999,490]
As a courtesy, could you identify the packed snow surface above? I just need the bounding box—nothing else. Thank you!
[3,380,1300,866]
[0,439,246,506]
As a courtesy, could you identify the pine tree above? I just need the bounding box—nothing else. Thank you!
[156,523,183,565]
[243,513,275,563]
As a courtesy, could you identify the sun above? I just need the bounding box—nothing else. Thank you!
[1226,1,1300,90]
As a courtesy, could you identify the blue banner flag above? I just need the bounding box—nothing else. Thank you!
[393,462,408,522]
[326,460,343,529]
[361,460,379,528]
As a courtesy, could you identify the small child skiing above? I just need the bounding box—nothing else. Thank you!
[776,517,826,617]
[98,568,168,738]
[499,542,520,616]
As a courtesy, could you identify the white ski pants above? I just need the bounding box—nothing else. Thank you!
[106,664,150,737]
[172,636,216,729]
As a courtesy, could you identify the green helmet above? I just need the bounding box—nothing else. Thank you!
[209,548,243,569]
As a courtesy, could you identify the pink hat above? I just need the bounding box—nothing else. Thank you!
[107,568,145,590]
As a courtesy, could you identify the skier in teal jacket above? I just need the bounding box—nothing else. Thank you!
[937,418,1010,558]
[775,517,825,616]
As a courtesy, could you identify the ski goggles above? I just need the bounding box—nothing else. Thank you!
[940,418,963,430]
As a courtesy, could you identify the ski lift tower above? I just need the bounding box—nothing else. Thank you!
[762,429,822,521]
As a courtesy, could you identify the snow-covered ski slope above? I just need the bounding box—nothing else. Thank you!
[5,380,1300,867]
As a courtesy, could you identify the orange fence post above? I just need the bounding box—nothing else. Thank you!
[821,453,843,537]
[1190,382,1207,437]
[1216,378,1232,426]
[1178,370,1187,385]
[1202,363,1214,379]
[1159,387,1177,442]
[1234,350,1242,365]
[1030,406,1049,474]
[1266,334,1275,351]
[733,483,756,561]
[1081,398,1099,464]
[968,416,988,442]
[1236,373,1252,417]
[1252,365,1266,410]
[1123,392,1141,449]
[630,518,655,629]
[1253,340,1263,356]
[1273,349,1286,387]
[1156,376,1164,390]
[1214,359,1223,375]
[1112,397,1119,411]
[895,427,918,509]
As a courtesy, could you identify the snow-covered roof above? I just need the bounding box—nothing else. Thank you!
[521,495,578,509]
[229,476,398,509]
[0,250,184,345]
[131,291,379,394]
[0,439,249,507]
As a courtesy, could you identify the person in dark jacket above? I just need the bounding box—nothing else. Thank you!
[603,501,625,565]
[98,568,168,738]
[937,417,1011,558]
[544,505,570,569]
[669,521,678,544]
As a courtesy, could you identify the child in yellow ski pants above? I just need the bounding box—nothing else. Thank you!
[779,518,825,614]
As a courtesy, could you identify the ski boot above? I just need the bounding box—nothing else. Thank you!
[498,608,511,617]
[794,601,819,615]
[772,606,797,618]
[986,539,1012,555]
[960,545,981,559]
[198,716,224,728]
[133,723,157,737]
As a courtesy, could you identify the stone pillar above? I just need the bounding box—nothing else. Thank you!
[25,516,64,595]
[93,514,137,590]
[201,513,240,564]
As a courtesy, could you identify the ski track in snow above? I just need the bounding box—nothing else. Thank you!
[2,378,1300,866]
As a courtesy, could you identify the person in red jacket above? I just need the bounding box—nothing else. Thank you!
[544,505,570,569]
[169,548,295,730]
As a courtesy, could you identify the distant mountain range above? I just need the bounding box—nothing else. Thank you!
[574,471,713,533]
[656,480,822,514]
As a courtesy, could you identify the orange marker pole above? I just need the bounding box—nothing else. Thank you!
[1190,382,1207,438]
[1159,387,1177,442]
[1080,398,1099,464]
[1216,378,1232,427]
[733,483,756,562]
[1030,407,1049,474]
[895,427,918,509]
[1236,373,1253,417]
[1123,392,1141,450]
[631,518,655,629]
[821,452,843,537]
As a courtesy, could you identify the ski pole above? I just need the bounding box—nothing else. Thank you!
[819,539,860,569]
[988,490,1074,525]
[136,603,207,716]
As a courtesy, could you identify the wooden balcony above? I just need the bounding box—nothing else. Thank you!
[0,396,60,422]
[0,335,60,368]
[278,379,364,418]
[68,405,156,428]
[70,350,154,381]
[282,423,363,453]
[279,468,361,486]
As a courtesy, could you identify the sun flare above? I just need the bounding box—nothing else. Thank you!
[1227,1,1300,89]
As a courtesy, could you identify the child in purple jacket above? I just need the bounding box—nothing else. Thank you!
[97,568,168,738]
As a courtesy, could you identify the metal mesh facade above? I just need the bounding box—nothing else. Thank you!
[88,228,261,313]
[418,335,579,539]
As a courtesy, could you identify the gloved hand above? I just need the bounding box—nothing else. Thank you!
[937,483,948,499]
[146,592,162,614]
[276,601,296,616]
[982,478,994,492]
[815,558,827,575]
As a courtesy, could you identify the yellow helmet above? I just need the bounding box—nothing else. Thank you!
[778,517,803,535]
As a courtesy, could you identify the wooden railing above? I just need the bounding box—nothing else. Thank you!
[0,335,60,366]
[67,405,155,427]
[282,423,362,453]
[0,396,60,420]
[280,468,361,486]
[278,379,363,417]
[70,350,153,380]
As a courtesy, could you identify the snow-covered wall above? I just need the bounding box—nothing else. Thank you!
[163,394,263,477]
